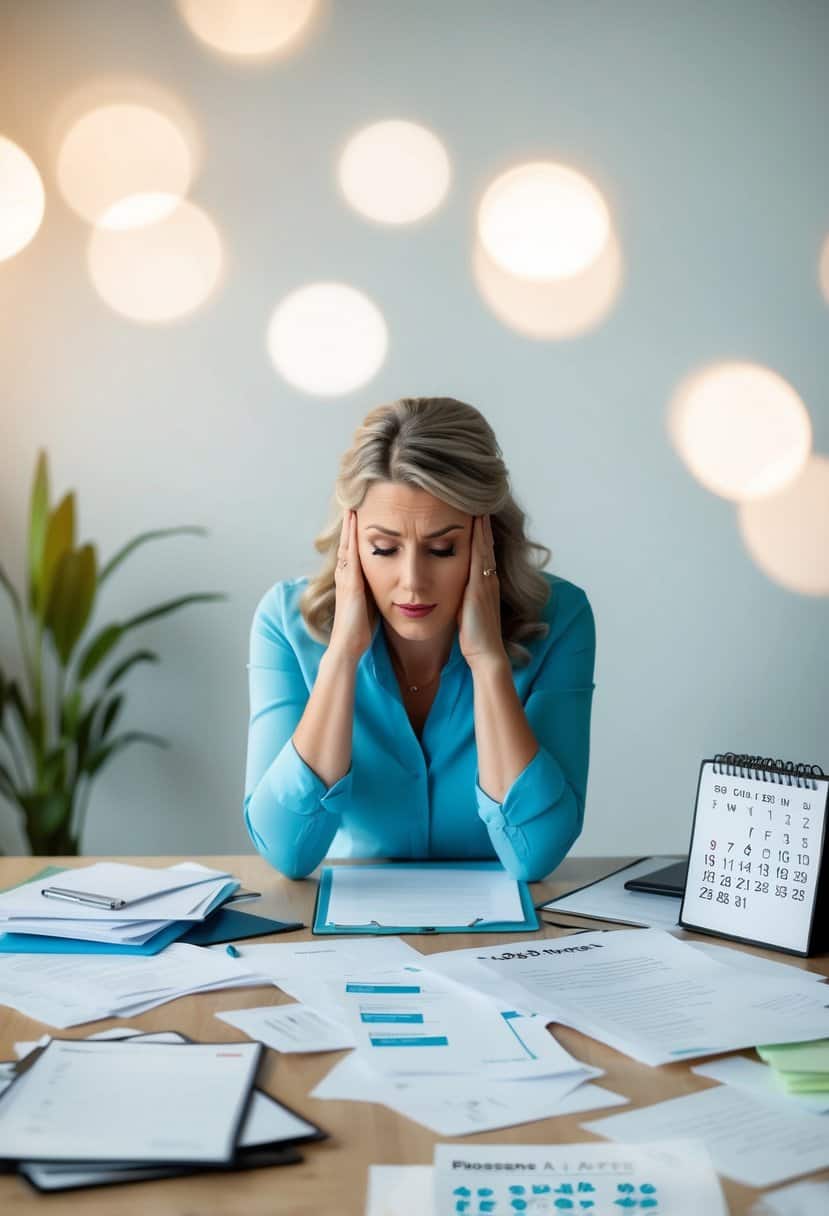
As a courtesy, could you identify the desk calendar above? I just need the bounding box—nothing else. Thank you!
[680,754,828,956]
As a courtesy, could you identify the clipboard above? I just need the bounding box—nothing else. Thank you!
[312,861,539,935]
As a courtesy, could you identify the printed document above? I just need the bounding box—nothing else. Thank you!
[475,929,829,1065]
[217,1003,356,1053]
[582,1084,829,1187]
[433,1140,727,1216]
[324,864,524,927]
[0,1038,261,1164]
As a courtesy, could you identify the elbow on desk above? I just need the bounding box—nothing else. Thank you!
[242,799,318,881]
[506,790,583,884]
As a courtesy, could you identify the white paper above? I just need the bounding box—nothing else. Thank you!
[314,1052,626,1136]
[688,941,828,987]
[0,942,267,1028]
[329,967,589,1081]
[583,1084,829,1187]
[218,936,424,986]
[216,1002,356,1053]
[366,1165,434,1216]
[433,1140,727,1216]
[0,1038,260,1163]
[752,1180,829,1216]
[539,856,684,929]
[692,1055,829,1114]
[0,861,231,917]
[324,865,524,928]
[475,929,829,1065]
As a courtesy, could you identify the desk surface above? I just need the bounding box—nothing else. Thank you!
[1,854,827,1215]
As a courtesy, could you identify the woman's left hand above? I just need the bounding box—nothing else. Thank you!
[457,515,508,669]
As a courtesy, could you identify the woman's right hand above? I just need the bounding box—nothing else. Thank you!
[328,509,375,662]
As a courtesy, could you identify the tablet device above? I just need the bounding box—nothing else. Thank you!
[623,859,687,897]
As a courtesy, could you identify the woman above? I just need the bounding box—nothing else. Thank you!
[244,397,595,881]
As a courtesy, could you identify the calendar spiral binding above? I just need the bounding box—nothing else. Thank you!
[714,753,825,789]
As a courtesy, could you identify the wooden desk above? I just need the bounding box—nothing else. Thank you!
[1,855,826,1214]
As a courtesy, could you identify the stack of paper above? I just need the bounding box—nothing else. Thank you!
[0,941,268,1027]
[757,1039,829,1094]
[7,1029,324,1193]
[0,861,239,950]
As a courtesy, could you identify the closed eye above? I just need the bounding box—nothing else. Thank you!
[371,547,455,558]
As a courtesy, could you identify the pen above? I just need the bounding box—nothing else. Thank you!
[41,886,126,910]
[226,944,241,958]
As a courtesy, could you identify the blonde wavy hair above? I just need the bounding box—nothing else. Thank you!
[299,397,553,665]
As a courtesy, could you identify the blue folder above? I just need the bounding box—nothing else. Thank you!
[312,861,538,936]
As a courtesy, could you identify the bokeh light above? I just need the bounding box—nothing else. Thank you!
[266,282,388,396]
[338,120,451,224]
[87,198,223,323]
[738,455,829,596]
[473,227,623,339]
[668,362,812,502]
[57,104,193,227]
[176,0,316,58]
[0,136,45,261]
[477,162,611,280]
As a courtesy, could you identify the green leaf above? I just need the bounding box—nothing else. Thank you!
[125,592,226,630]
[27,451,49,612]
[37,491,76,621]
[18,790,71,838]
[98,694,123,742]
[99,526,207,586]
[60,688,83,738]
[44,543,97,666]
[39,745,68,790]
[104,649,159,689]
[5,679,31,739]
[0,759,19,800]
[77,624,124,681]
[0,561,22,617]
[83,730,168,777]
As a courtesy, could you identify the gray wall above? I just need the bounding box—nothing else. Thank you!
[1,0,827,861]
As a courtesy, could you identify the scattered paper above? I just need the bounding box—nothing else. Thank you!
[216,1002,356,1053]
[475,929,829,1065]
[692,1055,829,1114]
[689,941,828,987]
[314,1051,625,1136]
[538,856,684,929]
[365,1165,434,1216]
[751,1179,829,1216]
[433,1140,727,1216]
[582,1084,829,1187]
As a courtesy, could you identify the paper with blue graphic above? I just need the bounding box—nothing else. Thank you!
[433,1140,727,1216]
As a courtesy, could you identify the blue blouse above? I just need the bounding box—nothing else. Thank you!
[243,572,595,882]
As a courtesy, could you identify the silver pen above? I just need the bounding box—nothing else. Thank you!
[41,886,127,910]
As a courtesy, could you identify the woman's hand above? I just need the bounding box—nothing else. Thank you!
[328,509,376,662]
[457,514,508,670]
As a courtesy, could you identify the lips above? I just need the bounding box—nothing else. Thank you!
[396,604,436,618]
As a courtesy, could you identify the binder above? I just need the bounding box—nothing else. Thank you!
[680,753,829,956]
[313,861,538,935]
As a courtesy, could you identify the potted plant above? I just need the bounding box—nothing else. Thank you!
[0,451,224,854]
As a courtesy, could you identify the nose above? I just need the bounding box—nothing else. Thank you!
[399,548,430,598]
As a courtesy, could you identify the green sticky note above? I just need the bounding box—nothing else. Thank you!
[757,1039,829,1073]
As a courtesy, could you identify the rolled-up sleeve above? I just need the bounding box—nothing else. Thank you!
[243,590,349,879]
[475,590,596,881]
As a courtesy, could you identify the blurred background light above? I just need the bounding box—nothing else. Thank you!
[738,455,829,596]
[57,103,193,228]
[473,227,623,339]
[338,119,451,224]
[0,136,45,261]
[477,161,611,280]
[176,0,317,59]
[668,362,812,502]
[266,282,388,396]
[87,197,223,323]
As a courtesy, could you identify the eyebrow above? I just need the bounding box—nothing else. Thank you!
[365,524,465,539]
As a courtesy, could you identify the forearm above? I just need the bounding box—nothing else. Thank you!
[292,646,359,789]
[472,656,539,804]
